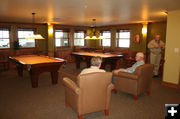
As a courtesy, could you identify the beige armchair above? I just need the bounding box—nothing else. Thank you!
[113,64,154,100]
[63,72,114,119]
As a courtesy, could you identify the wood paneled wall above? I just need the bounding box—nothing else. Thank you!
[56,49,74,63]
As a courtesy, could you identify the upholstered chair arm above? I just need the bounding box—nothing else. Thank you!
[63,77,80,95]
[106,83,114,109]
[116,72,138,80]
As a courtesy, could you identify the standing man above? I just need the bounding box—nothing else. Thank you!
[148,34,165,77]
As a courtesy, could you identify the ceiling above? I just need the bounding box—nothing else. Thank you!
[0,0,180,26]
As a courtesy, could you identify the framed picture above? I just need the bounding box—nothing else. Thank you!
[133,34,141,44]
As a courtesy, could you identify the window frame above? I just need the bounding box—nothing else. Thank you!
[17,28,36,48]
[74,30,85,46]
[0,28,10,49]
[116,29,131,48]
[100,30,111,47]
[55,29,70,48]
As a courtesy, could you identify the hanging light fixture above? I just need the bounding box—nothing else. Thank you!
[85,19,104,40]
[25,13,44,39]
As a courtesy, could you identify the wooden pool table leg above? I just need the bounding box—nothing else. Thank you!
[76,61,80,69]
[86,57,91,68]
[108,58,119,71]
[74,56,82,69]
[100,62,105,69]
[111,61,117,71]
[17,65,23,77]
[29,71,39,88]
[51,71,58,84]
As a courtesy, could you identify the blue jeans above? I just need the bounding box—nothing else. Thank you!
[112,75,114,83]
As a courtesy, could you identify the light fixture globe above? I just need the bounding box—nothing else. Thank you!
[25,34,44,39]
[85,19,104,40]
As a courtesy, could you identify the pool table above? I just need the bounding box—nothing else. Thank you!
[9,55,65,88]
[71,52,123,70]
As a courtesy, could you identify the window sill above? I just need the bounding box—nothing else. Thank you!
[74,45,85,46]
[56,46,70,48]
[0,48,10,50]
[99,46,111,47]
[19,47,36,49]
[115,47,130,49]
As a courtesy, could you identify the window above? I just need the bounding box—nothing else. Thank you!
[0,28,10,48]
[55,30,70,47]
[116,30,130,48]
[100,31,111,46]
[18,29,35,48]
[74,31,85,46]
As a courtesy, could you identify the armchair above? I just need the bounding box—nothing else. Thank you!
[63,72,114,119]
[113,64,154,100]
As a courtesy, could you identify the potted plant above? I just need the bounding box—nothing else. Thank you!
[13,41,20,55]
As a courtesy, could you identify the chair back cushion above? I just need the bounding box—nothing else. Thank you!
[77,72,112,113]
[134,64,154,94]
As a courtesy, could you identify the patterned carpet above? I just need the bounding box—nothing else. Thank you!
[0,63,180,119]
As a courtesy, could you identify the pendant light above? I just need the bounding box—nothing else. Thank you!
[85,19,104,40]
[25,13,44,39]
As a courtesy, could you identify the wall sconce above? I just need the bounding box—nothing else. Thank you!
[142,23,147,35]
[48,24,53,34]
[142,27,147,34]
[48,27,53,34]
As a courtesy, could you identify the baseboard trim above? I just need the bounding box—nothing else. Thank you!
[162,81,179,89]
